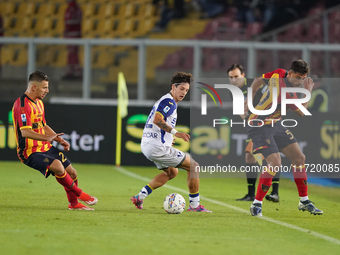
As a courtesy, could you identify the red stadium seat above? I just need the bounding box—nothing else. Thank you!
[202,52,220,71]
[256,50,274,75]
[279,50,302,68]
[219,49,243,71]
[245,22,263,40]
[157,52,180,69]
[195,20,219,40]
[227,21,245,41]
[290,24,305,41]
[305,21,323,43]
[329,22,340,43]
[308,6,325,17]
[180,47,193,70]
[331,55,340,76]
[329,10,340,22]
[310,52,325,75]
[278,24,304,42]
[216,16,233,27]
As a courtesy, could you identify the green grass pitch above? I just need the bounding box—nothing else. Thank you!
[0,161,340,255]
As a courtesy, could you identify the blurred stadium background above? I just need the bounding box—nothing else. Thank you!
[1,3,340,254]
[1,0,340,172]
[0,0,339,101]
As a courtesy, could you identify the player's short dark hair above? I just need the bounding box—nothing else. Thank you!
[29,71,49,83]
[227,64,245,74]
[170,72,193,89]
[290,60,309,74]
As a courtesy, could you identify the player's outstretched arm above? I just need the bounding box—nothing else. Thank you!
[21,128,64,143]
[174,132,190,142]
[44,125,70,151]
[153,112,190,142]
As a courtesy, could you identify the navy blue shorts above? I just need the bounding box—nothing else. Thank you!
[247,121,297,158]
[24,146,71,178]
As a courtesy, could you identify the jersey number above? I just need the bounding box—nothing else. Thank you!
[285,130,294,140]
[59,152,67,163]
[145,106,155,128]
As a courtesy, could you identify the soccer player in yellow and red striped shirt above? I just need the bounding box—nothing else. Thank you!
[12,71,98,210]
[245,60,323,216]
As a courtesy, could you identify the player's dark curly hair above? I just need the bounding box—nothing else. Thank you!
[170,72,193,89]
[227,63,245,74]
[290,60,309,74]
[29,71,49,82]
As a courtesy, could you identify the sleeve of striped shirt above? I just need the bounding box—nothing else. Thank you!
[19,99,32,130]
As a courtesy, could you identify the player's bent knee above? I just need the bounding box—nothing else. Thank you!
[190,158,199,168]
[49,159,65,176]
[294,153,306,166]
[169,168,178,179]
[245,152,256,164]
[66,165,77,179]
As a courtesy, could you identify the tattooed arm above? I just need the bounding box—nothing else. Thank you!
[153,112,190,142]
[154,112,173,133]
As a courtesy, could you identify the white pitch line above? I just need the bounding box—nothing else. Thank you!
[115,166,340,246]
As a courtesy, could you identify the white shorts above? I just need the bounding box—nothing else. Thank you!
[141,142,186,170]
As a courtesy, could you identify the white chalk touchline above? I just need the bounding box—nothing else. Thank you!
[115,166,340,246]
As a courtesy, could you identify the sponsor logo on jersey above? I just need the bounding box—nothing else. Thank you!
[164,106,170,113]
[143,132,158,138]
[21,114,26,122]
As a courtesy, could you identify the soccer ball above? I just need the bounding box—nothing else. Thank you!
[163,193,186,214]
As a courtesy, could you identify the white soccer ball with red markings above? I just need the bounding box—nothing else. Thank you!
[163,193,186,214]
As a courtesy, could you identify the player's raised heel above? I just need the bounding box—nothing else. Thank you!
[130,195,144,209]
[250,203,262,217]
[187,205,212,212]
[265,193,280,203]
[69,203,94,210]
[77,192,98,205]
[298,200,323,215]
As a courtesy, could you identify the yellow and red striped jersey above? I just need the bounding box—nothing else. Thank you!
[248,68,299,126]
[12,94,52,162]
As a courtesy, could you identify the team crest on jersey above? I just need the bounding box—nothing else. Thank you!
[164,106,170,113]
[266,139,271,144]
[21,114,26,122]
[261,184,270,192]
[43,158,49,163]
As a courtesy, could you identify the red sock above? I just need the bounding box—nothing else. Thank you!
[55,172,82,197]
[64,177,79,206]
[255,167,275,201]
[292,164,308,197]
[64,187,78,206]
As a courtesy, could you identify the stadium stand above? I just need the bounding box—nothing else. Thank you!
[0,0,340,99]
[0,0,159,65]
[156,1,340,78]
